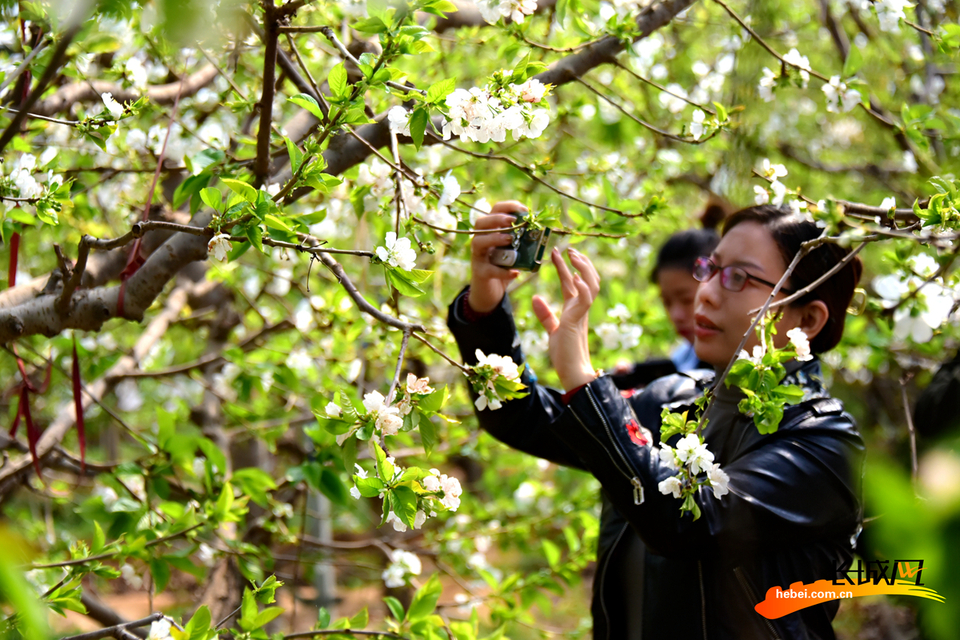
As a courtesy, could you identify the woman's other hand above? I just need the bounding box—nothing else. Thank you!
[533,247,601,391]
[467,202,527,313]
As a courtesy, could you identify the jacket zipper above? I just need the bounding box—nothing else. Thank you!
[572,386,645,505]
[698,560,708,640]
[734,566,782,640]
[596,522,628,640]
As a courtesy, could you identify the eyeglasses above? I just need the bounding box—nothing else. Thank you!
[692,256,794,294]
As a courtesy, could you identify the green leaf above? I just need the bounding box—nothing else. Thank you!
[319,468,349,505]
[288,93,325,120]
[328,63,348,99]
[842,46,863,77]
[407,574,442,621]
[240,587,258,630]
[91,521,105,553]
[149,557,171,593]
[189,149,225,175]
[184,605,213,640]
[199,187,222,213]
[317,607,331,628]
[221,178,258,203]
[264,214,292,232]
[409,107,429,149]
[391,485,418,527]
[386,268,427,297]
[284,136,303,174]
[253,607,284,629]
[353,16,388,33]
[426,78,457,104]
[419,415,438,455]
[384,596,405,622]
[245,223,264,253]
[355,477,386,497]
[349,607,369,629]
[173,173,212,210]
[541,539,561,569]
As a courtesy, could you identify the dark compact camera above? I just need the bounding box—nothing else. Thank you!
[489,211,551,272]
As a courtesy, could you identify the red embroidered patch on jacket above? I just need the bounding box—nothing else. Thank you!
[626,419,649,447]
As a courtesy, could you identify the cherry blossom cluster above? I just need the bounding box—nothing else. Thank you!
[469,349,525,411]
[386,76,552,145]
[2,151,63,202]
[758,49,810,102]
[657,433,730,505]
[753,158,790,206]
[872,254,958,343]
[476,0,538,25]
[821,76,862,113]
[382,548,422,588]
[595,303,643,351]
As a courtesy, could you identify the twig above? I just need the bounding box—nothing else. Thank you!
[518,33,602,53]
[0,107,81,126]
[749,237,872,313]
[318,25,425,96]
[385,329,413,405]
[0,4,86,154]
[904,19,935,37]
[215,605,243,630]
[0,36,49,96]
[711,0,828,83]
[318,252,425,333]
[26,523,203,569]
[58,613,164,640]
[285,630,409,639]
[431,133,633,216]
[576,76,719,144]
[108,321,294,380]
[900,376,919,491]
[412,332,469,373]
[611,60,716,115]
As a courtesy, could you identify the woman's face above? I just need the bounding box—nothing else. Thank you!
[657,267,699,344]
[693,222,807,369]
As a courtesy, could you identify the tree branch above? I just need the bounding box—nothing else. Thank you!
[255,1,281,184]
[31,64,218,117]
[58,614,162,640]
[0,6,86,154]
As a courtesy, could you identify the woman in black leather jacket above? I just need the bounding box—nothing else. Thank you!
[447,203,865,639]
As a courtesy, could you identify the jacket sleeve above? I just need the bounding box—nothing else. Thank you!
[559,375,865,559]
[446,287,588,470]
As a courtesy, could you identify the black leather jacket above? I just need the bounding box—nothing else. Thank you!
[447,288,865,640]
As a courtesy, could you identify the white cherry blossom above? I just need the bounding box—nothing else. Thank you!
[706,463,730,499]
[675,433,715,475]
[689,109,705,140]
[782,48,811,87]
[786,328,813,361]
[376,232,418,271]
[821,76,861,113]
[658,475,683,499]
[207,233,231,262]
[101,92,125,118]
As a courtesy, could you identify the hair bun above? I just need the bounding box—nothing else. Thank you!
[699,197,733,231]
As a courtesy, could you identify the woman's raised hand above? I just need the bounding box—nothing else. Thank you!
[467,202,526,314]
[533,247,602,392]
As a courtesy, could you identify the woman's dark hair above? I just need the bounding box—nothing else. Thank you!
[722,204,863,354]
[651,199,730,282]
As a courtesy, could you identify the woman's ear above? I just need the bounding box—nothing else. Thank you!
[798,300,829,342]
